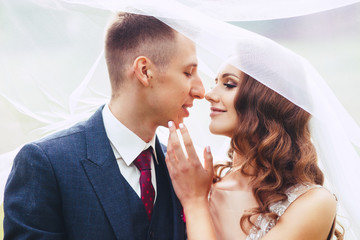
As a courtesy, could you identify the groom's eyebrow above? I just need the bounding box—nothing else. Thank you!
[184,63,198,68]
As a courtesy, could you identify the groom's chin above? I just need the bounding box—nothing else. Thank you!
[172,118,184,129]
[172,121,180,129]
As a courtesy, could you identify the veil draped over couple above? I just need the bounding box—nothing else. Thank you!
[1,0,360,239]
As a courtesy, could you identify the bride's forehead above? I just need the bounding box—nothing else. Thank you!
[216,64,242,78]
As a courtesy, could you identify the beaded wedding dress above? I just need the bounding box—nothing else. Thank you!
[209,178,335,240]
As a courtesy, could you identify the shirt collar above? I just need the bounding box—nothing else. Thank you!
[102,104,157,166]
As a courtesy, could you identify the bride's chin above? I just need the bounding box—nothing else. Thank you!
[209,125,223,135]
[209,124,233,138]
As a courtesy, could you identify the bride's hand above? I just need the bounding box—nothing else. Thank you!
[165,121,213,208]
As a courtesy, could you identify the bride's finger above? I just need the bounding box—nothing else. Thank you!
[178,123,198,162]
[203,146,214,178]
[166,133,178,165]
[168,121,186,161]
[166,138,182,176]
[164,153,174,175]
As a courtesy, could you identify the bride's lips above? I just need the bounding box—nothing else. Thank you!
[210,107,226,117]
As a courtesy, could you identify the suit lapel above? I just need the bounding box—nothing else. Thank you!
[80,107,135,240]
[80,107,185,239]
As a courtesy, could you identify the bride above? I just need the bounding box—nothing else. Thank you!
[165,62,342,239]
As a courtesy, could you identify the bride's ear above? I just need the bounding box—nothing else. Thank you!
[133,56,153,87]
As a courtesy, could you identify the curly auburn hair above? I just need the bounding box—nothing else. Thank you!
[214,73,343,239]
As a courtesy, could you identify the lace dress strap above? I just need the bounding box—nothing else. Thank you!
[270,183,322,217]
[246,183,322,240]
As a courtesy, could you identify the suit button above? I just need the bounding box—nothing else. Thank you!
[149,231,154,239]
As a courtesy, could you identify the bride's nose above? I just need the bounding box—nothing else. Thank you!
[205,88,219,103]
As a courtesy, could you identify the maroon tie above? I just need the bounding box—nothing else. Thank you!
[133,147,155,221]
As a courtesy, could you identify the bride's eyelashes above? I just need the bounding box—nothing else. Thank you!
[213,76,238,89]
[223,79,237,89]
[223,83,237,89]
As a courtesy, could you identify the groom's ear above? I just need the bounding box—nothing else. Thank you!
[133,56,153,87]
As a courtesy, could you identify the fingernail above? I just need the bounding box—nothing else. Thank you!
[168,121,173,128]
[206,146,211,153]
[179,123,184,129]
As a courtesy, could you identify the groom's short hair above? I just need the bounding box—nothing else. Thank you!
[105,12,177,90]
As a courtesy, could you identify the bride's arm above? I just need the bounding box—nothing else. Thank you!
[165,121,216,240]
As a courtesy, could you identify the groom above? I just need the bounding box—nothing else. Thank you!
[4,13,204,240]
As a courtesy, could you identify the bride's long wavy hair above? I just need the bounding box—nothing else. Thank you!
[213,73,344,239]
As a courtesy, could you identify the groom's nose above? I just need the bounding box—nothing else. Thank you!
[190,74,205,99]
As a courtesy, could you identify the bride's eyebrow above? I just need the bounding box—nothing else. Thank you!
[221,73,241,80]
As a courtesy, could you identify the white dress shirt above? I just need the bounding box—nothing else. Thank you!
[102,104,158,200]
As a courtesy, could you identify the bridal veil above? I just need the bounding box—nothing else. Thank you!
[1,0,360,238]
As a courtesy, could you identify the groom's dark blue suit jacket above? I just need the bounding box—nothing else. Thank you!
[4,106,186,240]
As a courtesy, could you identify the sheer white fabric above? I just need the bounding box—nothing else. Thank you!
[1,0,360,238]
[61,0,360,21]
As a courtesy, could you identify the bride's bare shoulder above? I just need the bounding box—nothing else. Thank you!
[263,186,337,240]
[286,186,337,218]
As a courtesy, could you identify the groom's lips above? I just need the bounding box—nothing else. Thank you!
[182,104,193,117]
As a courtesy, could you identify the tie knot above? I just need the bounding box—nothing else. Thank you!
[133,147,153,171]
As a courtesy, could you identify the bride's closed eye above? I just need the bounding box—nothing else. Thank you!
[223,79,237,89]
[223,83,237,88]
[213,77,238,89]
